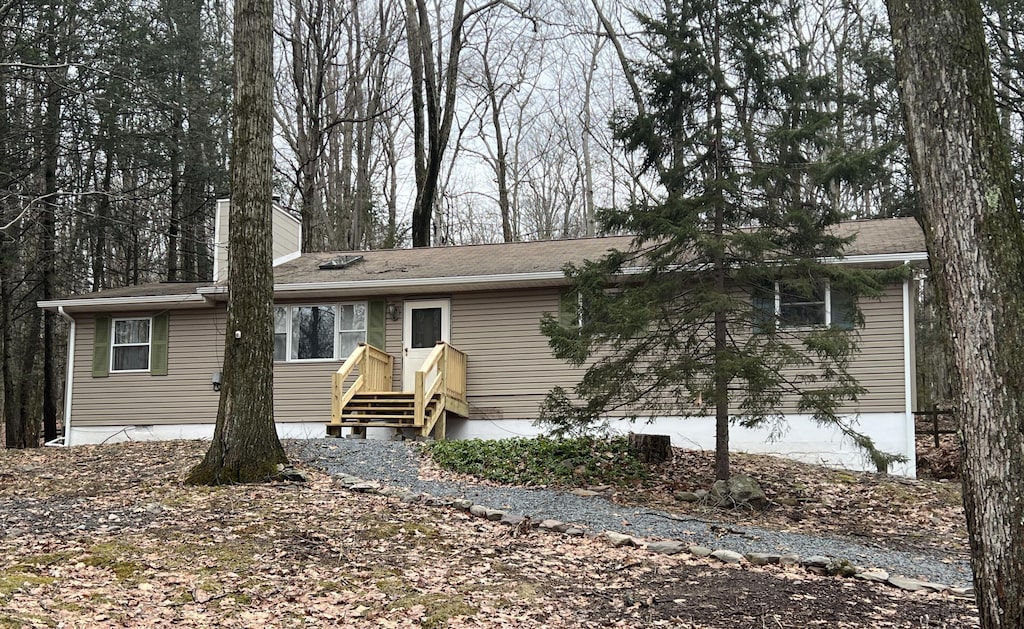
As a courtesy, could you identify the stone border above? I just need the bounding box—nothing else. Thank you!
[329,472,975,601]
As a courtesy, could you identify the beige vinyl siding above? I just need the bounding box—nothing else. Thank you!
[386,306,403,387]
[73,306,353,427]
[450,288,584,419]
[838,283,907,413]
[270,297,387,422]
[273,361,339,422]
[213,199,230,282]
[730,283,907,415]
[447,284,908,420]
[69,281,908,429]
[72,309,226,426]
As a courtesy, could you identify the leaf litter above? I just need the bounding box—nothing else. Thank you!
[0,440,977,628]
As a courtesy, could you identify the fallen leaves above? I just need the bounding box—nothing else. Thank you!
[0,440,978,628]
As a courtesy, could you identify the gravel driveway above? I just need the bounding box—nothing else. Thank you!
[288,438,974,589]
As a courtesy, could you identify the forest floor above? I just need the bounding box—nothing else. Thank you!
[0,440,977,628]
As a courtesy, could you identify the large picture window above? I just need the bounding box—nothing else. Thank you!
[111,318,151,371]
[274,303,367,361]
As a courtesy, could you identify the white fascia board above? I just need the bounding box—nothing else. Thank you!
[821,251,928,265]
[273,250,302,266]
[38,293,210,312]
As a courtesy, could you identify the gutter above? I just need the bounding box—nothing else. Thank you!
[902,266,918,475]
[38,293,209,312]
[45,306,75,447]
[268,270,571,294]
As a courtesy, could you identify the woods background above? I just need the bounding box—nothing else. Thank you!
[2,0,1020,446]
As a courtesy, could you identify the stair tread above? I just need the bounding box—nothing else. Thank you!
[350,393,413,399]
[332,421,418,428]
[341,415,416,421]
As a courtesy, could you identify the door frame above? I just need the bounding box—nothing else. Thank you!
[402,298,451,391]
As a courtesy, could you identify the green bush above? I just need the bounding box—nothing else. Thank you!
[423,436,650,487]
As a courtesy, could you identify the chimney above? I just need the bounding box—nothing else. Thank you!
[212,198,302,283]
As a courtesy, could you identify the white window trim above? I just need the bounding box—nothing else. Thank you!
[274,302,367,363]
[110,316,153,373]
[775,280,837,328]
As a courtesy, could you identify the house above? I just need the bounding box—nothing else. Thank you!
[39,200,928,475]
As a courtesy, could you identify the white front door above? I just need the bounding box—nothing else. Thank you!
[402,299,451,391]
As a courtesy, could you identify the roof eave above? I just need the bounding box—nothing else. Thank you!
[822,251,928,265]
[39,250,928,311]
[271,270,572,298]
[38,293,212,313]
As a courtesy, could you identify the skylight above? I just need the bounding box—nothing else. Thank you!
[318,255,364,270]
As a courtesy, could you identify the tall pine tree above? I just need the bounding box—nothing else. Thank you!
[540,0,900,480]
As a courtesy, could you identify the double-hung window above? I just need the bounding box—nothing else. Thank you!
[111,318,151,372]
[274,303,367,361]
[92,313,168,377]
[754,281,854,331]
[779,281,827,327]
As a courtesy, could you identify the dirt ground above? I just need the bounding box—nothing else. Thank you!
[0,440,978,628]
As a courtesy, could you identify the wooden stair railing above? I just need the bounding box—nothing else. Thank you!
[328,341,467,440]
[414,342,469,439]
[330,343,393,425]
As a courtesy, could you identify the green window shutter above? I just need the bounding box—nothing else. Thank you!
[92,315,111,377]
[831,289,856,330]
[366,299,386,350]
[558,290,580,328]
[150,312,170,375]
[751,283,775,334]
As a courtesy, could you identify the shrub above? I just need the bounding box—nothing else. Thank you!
[424,436,650,487]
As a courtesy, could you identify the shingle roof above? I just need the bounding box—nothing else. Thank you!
[830,216,925,256]
[273,217,925,286]
[41,217,925,308]
[271,235,637,285]
[51,282,214,301]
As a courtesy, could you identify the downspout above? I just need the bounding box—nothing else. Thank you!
[902,265,918,476]
[45,306,75,447]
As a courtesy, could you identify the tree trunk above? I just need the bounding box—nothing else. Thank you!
[406,0,468,247]
[41,58,60,444]
[628,433,672,465]
[187,0,288,484]
[886,1,1024,626]
[711,1,729,482]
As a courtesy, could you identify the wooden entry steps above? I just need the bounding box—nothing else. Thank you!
[332,392,439,426]
[326,342,469,440]
[326,391,444,437]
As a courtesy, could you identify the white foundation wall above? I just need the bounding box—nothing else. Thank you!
[67,413,916,478]
[444,412,918,477]
[67,421,329,446]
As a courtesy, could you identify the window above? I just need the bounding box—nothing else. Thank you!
[111,318,151,372]
[92,313,168,377]
[753,281,854,331]
[779,281,826,327]
[337,303,367,357]
[559,289,615,328]
[274,303,367,361]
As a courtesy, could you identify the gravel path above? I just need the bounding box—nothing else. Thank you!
[288,438,974,588]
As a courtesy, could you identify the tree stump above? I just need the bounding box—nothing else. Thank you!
[628,433,672,465]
